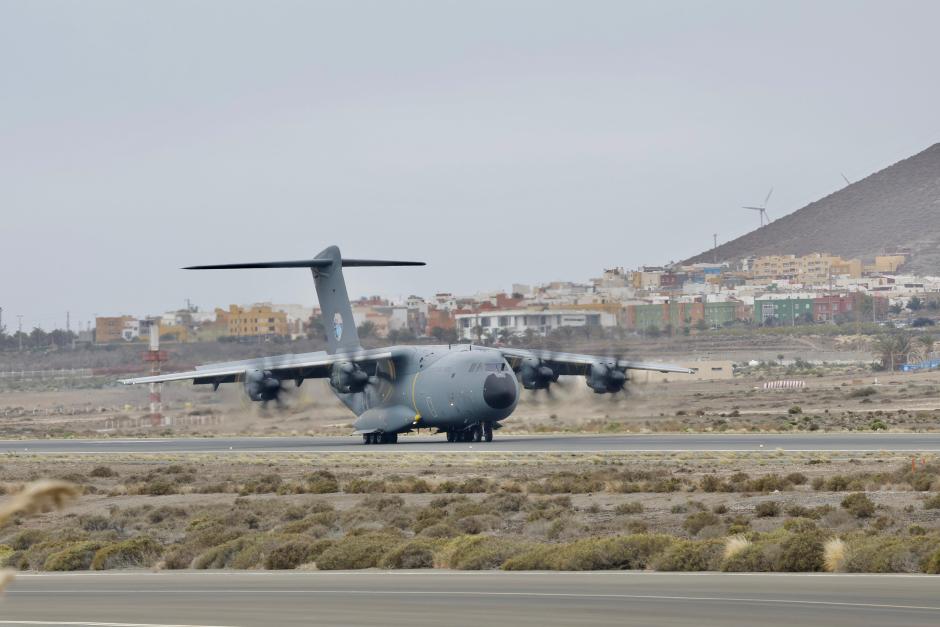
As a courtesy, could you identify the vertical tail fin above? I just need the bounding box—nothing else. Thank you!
[184,246,425,354]
[312,246,360,354]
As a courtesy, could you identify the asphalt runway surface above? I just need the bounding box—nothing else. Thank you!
[3,571,939,626]
[3,433,940,454]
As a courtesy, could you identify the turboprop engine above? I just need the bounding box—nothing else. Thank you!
[586,362,627,394]
[245,369,283,402]
[520,357,558,390]
[329,361,370,394]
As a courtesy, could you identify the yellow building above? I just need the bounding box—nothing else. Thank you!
[224,304,289,337]
[865,255,906,274]
[751,253,862,283]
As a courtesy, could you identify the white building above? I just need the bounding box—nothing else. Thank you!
[121,319,141,341]
[454,309,617,340]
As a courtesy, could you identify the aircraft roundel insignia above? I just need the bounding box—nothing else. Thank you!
[333,312,343,341]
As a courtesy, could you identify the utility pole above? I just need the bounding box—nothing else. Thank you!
[712,234,718,264]
[17,315,23,351]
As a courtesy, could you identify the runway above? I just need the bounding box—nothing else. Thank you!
[3,432,940,454]
[2,571,939,626]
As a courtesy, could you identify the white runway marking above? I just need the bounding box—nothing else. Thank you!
[15,589,940,613]
[0,622,239,627]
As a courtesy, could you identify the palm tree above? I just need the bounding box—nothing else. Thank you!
[874,333,913,370]
[919,334,935,355]
[357,320,377,338]
[498,327,516,345]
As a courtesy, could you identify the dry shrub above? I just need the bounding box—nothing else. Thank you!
[419,523,459,539]
[528,473,604,494]
[653,539,723,571]
[437,535,531,570]
[482,493,527,514]
[754,501,780,518]
[840,493,876,519]
[774,532,824,572]
[721,542,774,572]
[923,548,940,574]
[683,512,721,536]
[89,466,118,478]
[615,502,644,515]
[264,538,332,569]
[842,537,931,573]
[723,535,751,561]
[503,534,674,571]
[380,539,442,569]
[9,529,47,551]
[823,538,846,572]
[455,514,500,535]
[303,470,339,494]
[316,532,402,570]
[91,536,162,570]
[140,478,176,496]
[0,480,81,524]
[44,541,105,571]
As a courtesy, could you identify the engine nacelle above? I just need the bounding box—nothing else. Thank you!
[330,361,370,394]
[245,369,282,402]
[520,357,557,390]
[587,362,626,394]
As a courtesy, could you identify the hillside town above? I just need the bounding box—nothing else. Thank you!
[73,249,939,347]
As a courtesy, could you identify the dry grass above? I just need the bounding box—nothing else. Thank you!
[824,538,846,572]
[0,569,14,594]
[0,480,81,524]
[0,480,81,597]
[723,534,751,561]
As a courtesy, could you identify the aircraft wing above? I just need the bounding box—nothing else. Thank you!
[498,347,694,376]
[120,348,397,386]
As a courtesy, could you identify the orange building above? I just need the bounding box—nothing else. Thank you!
[95,316,135,344]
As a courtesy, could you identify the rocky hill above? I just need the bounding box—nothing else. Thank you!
[685,143,940,273]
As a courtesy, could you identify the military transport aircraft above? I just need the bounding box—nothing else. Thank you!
[122,246,692,444]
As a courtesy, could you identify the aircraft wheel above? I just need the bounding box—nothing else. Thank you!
[471,425,482,443]
[446,431,455,442]
[390,433,398,444]
[362,434,370,445]
[483,423,493,442]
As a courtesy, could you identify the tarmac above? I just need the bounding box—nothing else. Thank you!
[3,570,939,626]
[3,432,940,454]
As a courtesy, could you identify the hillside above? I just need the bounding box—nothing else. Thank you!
[685,143,940,273]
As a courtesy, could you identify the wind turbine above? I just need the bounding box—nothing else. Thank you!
[743,187,773,227]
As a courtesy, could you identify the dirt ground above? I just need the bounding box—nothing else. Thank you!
[3,365,940,438]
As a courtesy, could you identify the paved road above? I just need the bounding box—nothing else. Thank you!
[3,571,939,626]
[3,432,940,454]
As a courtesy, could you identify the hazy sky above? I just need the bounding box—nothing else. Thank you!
[2,0,939,331]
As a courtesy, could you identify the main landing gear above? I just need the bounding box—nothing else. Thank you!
[445,423,494,443]
[362,432,398,445]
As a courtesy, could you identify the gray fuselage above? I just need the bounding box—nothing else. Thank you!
[333,344,519,434]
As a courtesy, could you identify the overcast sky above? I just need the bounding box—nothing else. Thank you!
[2,0,939,331]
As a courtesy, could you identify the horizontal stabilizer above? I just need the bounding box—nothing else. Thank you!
[184,259,424,270]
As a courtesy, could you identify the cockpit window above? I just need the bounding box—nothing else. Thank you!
[485,363,503,372]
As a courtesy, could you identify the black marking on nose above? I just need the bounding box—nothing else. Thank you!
[483,373,516,409]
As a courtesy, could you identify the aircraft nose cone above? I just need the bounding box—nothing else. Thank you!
[483,373,517,409]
